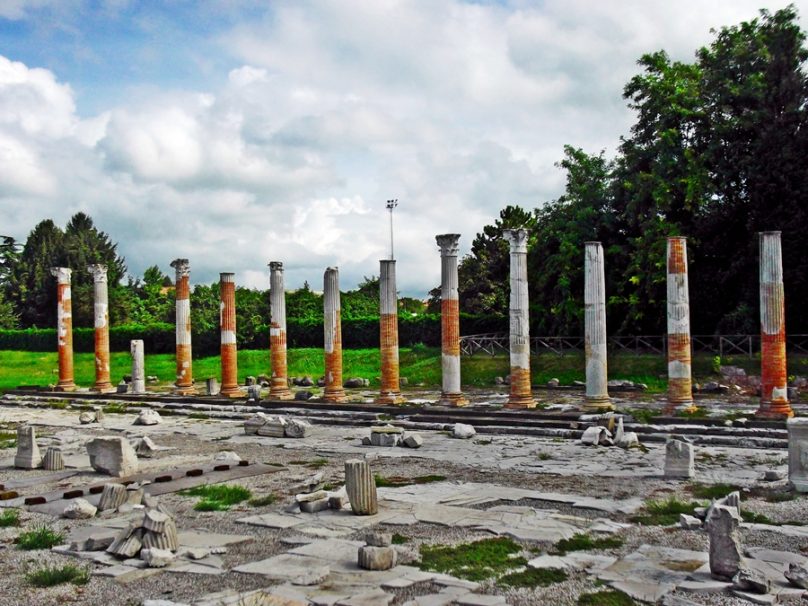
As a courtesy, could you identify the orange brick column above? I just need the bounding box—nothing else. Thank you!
[376,259,405,405]
[50,267,77,392]
[219,272,241,398]
[583,242,612,411]
[87,264,114,393]
[436,234,467,406]
[757,231,793,418]
[323,267,346,403]
[171,258,196,395]
[503,229,536,409]
[665,237,695,413]
[268,261,293,400]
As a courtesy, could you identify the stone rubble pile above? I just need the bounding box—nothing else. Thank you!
[106,507,179,568]
[243,413,311,438]
[62,481,151,519]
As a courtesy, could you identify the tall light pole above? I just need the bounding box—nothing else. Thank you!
[386,199,398,260]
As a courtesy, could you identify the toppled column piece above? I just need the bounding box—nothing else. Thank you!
[323,267,346,403]
[665,237,695,413]
[436,234,467,406]
[787,417,808,492]
[86,437,139,477]
[42,446,64,471]
[268,261,294,400]
[50,267,77,391]
[219,272,241,398]
[583,242,612,411]
[502,229,535,408]
[130,339,146,394]
[706,505,743,581]
[358,545,397,570]
[664,438,694,479]
[376,260,404,405]
[170,258,196,395]
[98,483,128,511]
[345,459,378,515]
[14,425,41,469]
[88,264,115,393]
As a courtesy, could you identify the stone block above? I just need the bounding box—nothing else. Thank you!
[785,563,808,589]
[141,547,175,568]
[285,419,311,438]
[86,437,139,477]
[402,433,423,448]
[134,436,157,458]
[299,497,329,513]
[452,423,476,439]
[205,377,219,396]
[134,409,162,425]
[63,498,97,519]
[14,425,41,469]
[358,545,397,570]
[664,438,694,479]
[787,418,808,492]
[365,531,392,547]
[706,505,743,581]
[79,411,97,424]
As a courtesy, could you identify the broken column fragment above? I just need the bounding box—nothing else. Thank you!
[268,261,294,400]
[345,458,378,515]
[503,229,535,409]
[130,339,146,394]
[584,242,612,411]
[436,234,467,406]
[43,446,64,471]
[706,504,743,581]
[50,267,77,392]
[14,425,41,469]
[170,258,195,395]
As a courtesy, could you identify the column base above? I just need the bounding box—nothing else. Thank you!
[323,389,347,403]
[504,395,536,409]
[219,385,244,398]
[755,400,794,419]
[269,388,294,401]
[439,392,468,407]
[174,385,197,396]
[375,392,407,405]
[91,383,116,394]
[54,381,77,392]
[582,396,614,412]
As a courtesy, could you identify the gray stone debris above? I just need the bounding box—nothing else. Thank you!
[79,411,98,424]
[134,409,162,425]
[141,547,175,568]
[98,483,128,511]
[285,418,312,438]
[402,432,424,448]
[763,470,786,482]
[43,446,64,471]
[205,377,220,396]
[664,438,695,479]
[787,417,808,493]
[345,458,378,515]
[243,412,269,435]
[358,545,397,571]
[116,379,128,393]
[134,436,157,458]
[344,377,369,388]
[452,423,476,439]
[733,567,770,594]
[294,390,313,401]
[296,490,329,513]
[328,486,349,510]
[365,531,392,547]
[87,436,139,477]
[246,384,261,402]
[706,504,743,581]
[257,416,287,437]
[580,426,611,446]
[213,451,242,464]
[679,514,702,530]
[370,425,403,446]
[63,498,97,519]
[784,562,808,589]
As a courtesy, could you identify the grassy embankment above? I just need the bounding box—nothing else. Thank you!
[2,347,804,395]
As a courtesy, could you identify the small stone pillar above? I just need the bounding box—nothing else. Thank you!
[706,505,743,581]
[436,234,467,407]
[377,260,404,405]
[502,229,535,408]
[87,264,114,393]
[50,267,77,392]
[345,459,378,515]
[787,418,808,492]
[665,237,695,413]
[757,231,793,418]
[323,267,346,403]
[268,262,293,400]
[170,258,195,395]
[583,242,612,411]
[664,438,695,479]
[43,446,64,471]
[130,340,145,394]
[15,425,41,469]
[219,272,241,398]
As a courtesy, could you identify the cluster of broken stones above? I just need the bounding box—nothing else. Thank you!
[243,413,312,438]
[579,416,640,449]
[362,425,423,448]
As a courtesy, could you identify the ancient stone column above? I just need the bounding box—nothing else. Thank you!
[345,459,378,515]
[377,259,404,405]
[323,267,346,403]
[170,258,195,395]
[87,264,114,393]
[436,234,467,407]
[503,229,535,409]
[666,237,695,413]
[219,272,241,398]
[757,231,793,418]
[130,339,145,394]
[584,242,612,411]
[268,262,293,400]
[50,267,77,392]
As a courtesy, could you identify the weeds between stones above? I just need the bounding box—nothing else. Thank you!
[0,509,19,527]
[17,525,65,550]
[0,430,16,449]
[247,493,277,507]
[418,537,527,581]
[374,474,447,488]
[630,496,702,526]
[392,533,409,544]
[689,483,740,499]
[555,533,623,554]
[179,484,251,511]
[578,589,636,605]
[26,564,90,588]
[498,567,568,588]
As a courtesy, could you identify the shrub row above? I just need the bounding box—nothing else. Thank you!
[0,314,506,355]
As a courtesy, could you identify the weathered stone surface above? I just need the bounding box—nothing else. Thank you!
[14,425,41,469]
[294,390,313,401]
[345,459,378,515]
[206,377,220,396]
[616,431,640,449]
[296,490,327,503]
[244,412,269,435]
[358,545,397,570]
[98,483,128,511]
[87,436,139,477]
[787,417,808,492]
[328,486,348,510]
[246,384,261,402]
[63,497,97,519]
[452,423,476,439]
[370,426,401,447]
[784,562,808,589]
[108,527,144,558]
[580,426,611,446]
[134,409,162,425]
[141,547,175,568]
[79,411,98,424]
[680,514,702,530]
[733,568,770,594]
[402,433,424,448]
[143,509,171,533]
[299,497,329,513]
[134,436,157,458]
[285,419,311,438]
[664,438,695,479]
[43,446,64,470]
[706,505,743,581]
[365,531,392,547]
[763,470,786,481]
[213,451,242,464]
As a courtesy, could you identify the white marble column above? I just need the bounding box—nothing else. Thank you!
[583,242,612,411]
[503,229,535,409]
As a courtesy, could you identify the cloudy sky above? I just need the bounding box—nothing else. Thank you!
[1,0,804,296]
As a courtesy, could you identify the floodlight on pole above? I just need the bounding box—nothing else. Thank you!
[386,199,398,260]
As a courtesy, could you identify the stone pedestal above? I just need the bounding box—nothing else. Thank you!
[345,459,378,515]
[757,232,793,418]
[323,267,346,403]
[665,237,695,413]
[583,242,612,411]
[219,272,241,398]
[503,229,535,408]
[50,267,77,392]
[170,259,195,395]
[376,260,404,405]
[436,234,467,407]
[268,262,294,400]
[787,418,808,492]
[15,425,41,469]
[664,438,694,479]
[130,340,146,394]
[88,264,115,393]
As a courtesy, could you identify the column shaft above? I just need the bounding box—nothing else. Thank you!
[171,258,195,395]
[377,260,404,404]
[51,267,76,392]
[323,267,346,402]
[269,262,293,400]
[219,272,241,398]
[436,234,467,406]
[503,229,535,408]
[88,264,114,392]
[130,339,145,394]
[583,242,612,410]
[666,237,695,412]
[757,231,793,418]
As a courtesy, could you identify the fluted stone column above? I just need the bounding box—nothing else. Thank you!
[436,234,467,407]
[170,258,195,395]
[584,242,612,411]
[757,232,793,418]
[377,260,404,405]
[666,237,695,413]
[87,264,114,393]
[50,267,76,392]
[130,339,145,394]
[345,459,378,515]
[503,229,535,409]
[219,272,241,398]
[323,267,346,403]
[269,262,293,400]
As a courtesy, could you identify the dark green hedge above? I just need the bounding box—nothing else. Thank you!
[0,314,506,356]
